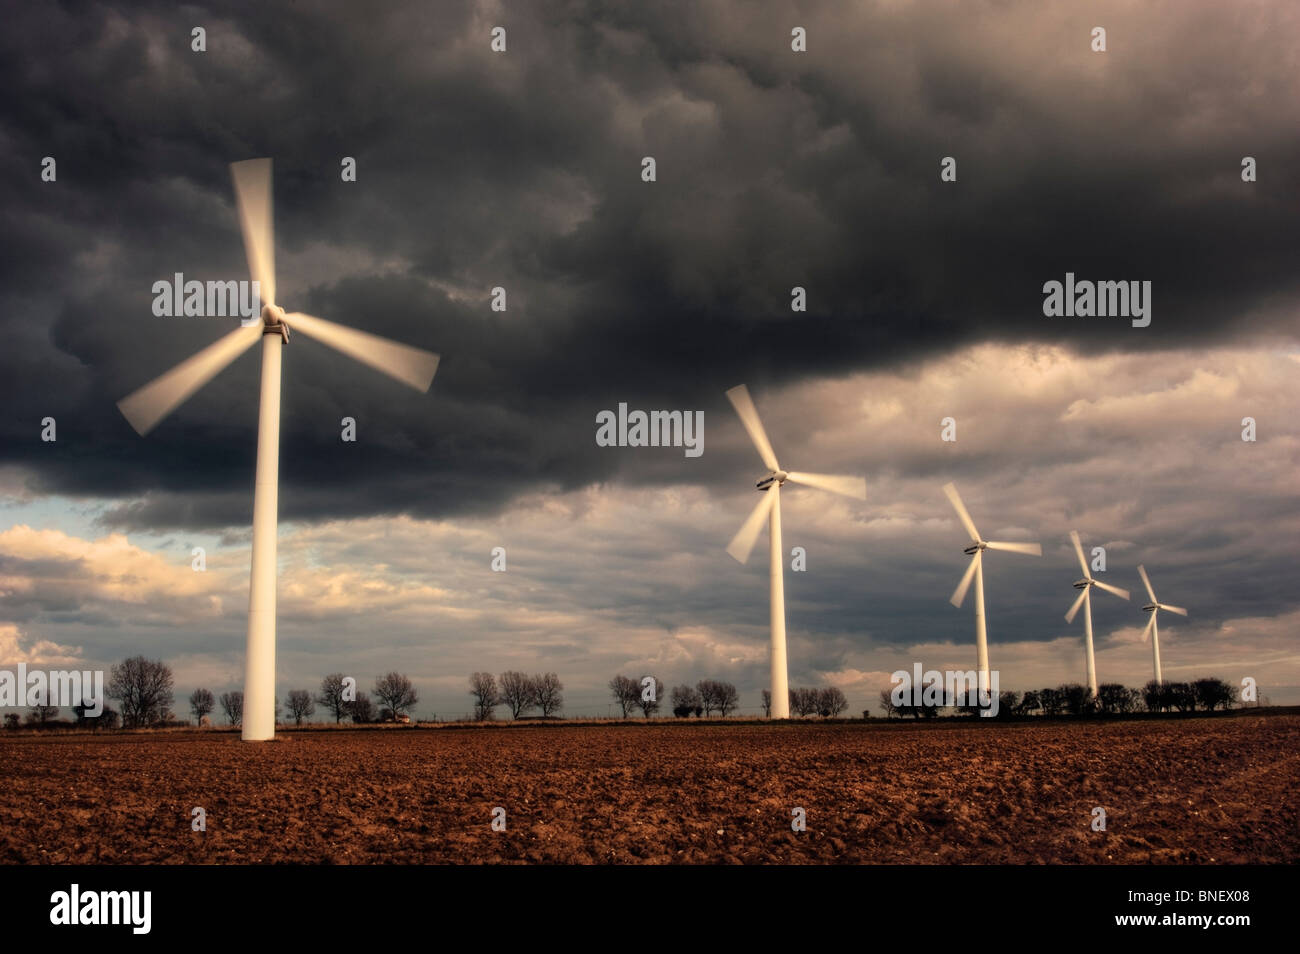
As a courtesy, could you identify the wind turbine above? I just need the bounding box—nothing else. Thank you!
[724,384,866,720]
[943,483,1041,692]
[1137,564,1187,686]
[1064,531,1130,698]
[116,158,440,741]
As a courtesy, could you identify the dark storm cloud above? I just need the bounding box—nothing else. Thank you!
[1,0,1298,529]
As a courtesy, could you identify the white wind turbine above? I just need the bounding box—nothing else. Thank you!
[1064,531,1130,698]
[116,158,440,741]
[1137,564,1187,686]
[724,384,866,720]
[943,483,1041,691]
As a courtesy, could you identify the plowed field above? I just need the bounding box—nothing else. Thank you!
[2,716,1295,864]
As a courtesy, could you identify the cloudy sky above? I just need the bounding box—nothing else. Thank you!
[2,0,1298,719]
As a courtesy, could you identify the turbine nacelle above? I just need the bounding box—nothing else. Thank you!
[755,470,788,491]
[1073,578,1092,589]
[261,303,289,341]
[1142,602,1159,613]
[963,541,987,555]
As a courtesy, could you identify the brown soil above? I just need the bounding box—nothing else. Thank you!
[2,716,1295,864]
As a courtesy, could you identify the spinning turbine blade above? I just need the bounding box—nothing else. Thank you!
[1065,587,1089,624]
[1137,564,1157,603]
[785,471,866,500]
[1070,531,1090,578]
[117,323,264,435]
[986,540,1042,556]
[950,552,980,608]
[942,483,981,543]
[726,488,778,564]
[285,312,440,392]
[725,385,780,473]
[1141,614,1157,642]
[1160,604,1188,616]
[230,159,276,307]
[1093,579,1130,601]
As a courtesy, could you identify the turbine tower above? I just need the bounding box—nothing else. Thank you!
[724,385,866,720]
[116,158,440,741]
[943,483,1041,691]
[1137,564,1187,686]
[1064,531,1130,698]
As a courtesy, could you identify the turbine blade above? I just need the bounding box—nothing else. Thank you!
[1070,530,1090,578]
[1160,603,1188,616]
[285,312,439,392]
[942,483,981,543]
[785,471,866,500]
[725,385,780,473]
[117,323,263,435]
[1137,564,1157,603]
[726,488,778,564]
[1093,579,1131,601]
[949,552,980,608]
[1065,588,1088,624]
[230,158,276,307]
[1141,613,1156,643]
[986,540,1042,556]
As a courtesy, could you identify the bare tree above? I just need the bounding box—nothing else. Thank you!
[716,681,740,717]
[608,675,639,718]
[26,703,58,725]
[637,676,664,719]
[817,687,848,717]
[189,688,215,725]
[469,672,500,721]
[219,690,244,726]
[498,671,536,719]
[790,687,829,718]
[532,673,564,718]
[316,673,351,724]
[1194,677,1237,711]
[348,692,375,723]
[696,679,720,716]
[879,689,899,718]
[107,656,175,728]
[286,690,315,725]
[761,689,772,718]
[373,672,418,719]
[670,684,701,718]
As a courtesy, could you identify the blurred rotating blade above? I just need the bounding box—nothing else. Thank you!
[726,488,778,564]
[1065,587,1089,624]
[785,471,866,500]
[1137,564,1157,603]
[230,158,276,307]
[117,323,263,435]
[942,483,981,543]
[1070,531,1090,578]
[725,385,780,473]
[1093,579,1131,601]
[1141,613,1157,642]
[1160,603,1188,616]
[285,312,439,392]
[950,551,980,608]
[986,540,1042,556]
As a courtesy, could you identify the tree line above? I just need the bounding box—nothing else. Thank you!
[467,672,564,720]
[878,678,1242,719]
[3,656,426,729]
